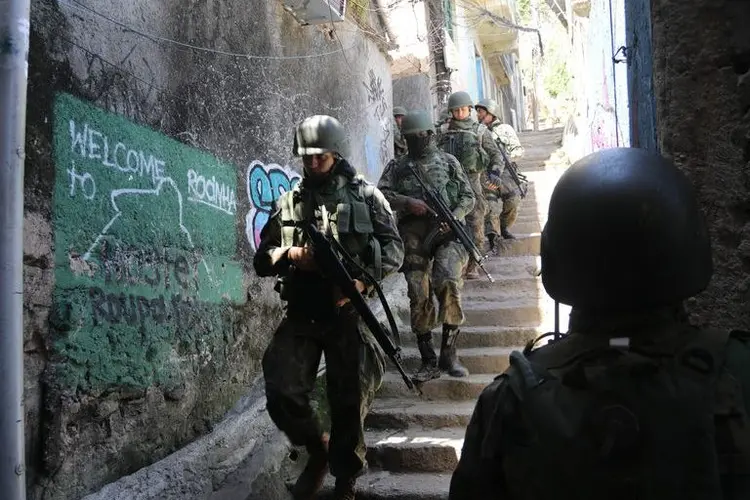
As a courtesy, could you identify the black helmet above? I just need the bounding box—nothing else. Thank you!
[541,147,712,310]
[293,115,349,157]
[401,111,435,135]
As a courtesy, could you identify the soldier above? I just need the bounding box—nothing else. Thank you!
[438,91,504,277]
[393,106,408,158]
[378,110,475,381]
[475,98,524,244]
[449,148,750,500]
[254,115,404,500]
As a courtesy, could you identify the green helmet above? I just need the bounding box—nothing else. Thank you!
[447,91,473,110]
[401,111,435,135]
[293,115,349,157]
[393,106,407,116]
[475,98,501,119]
[541,148,712,310]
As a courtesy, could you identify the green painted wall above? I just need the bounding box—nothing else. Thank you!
[51,93,244,392]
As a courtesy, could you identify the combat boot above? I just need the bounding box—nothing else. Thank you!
[291,433,329,500]
[487,233,499,255]
[413,332,441,382]
[501,227,516,240]
[465,261,480,279]
[333,477,357,500]
[438,325,469,377]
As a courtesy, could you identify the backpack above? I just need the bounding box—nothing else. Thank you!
[495,327,750,500]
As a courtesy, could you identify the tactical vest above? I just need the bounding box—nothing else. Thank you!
[390,152,461,213]
[278,174,383,280]
[439,124,484,174]
[495,326,750,500]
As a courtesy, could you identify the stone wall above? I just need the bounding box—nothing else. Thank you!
[651,0,750,330]
[25,1,393,498]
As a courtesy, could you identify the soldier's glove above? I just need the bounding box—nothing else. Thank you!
[486,173,502,190]
[287,246,318,272]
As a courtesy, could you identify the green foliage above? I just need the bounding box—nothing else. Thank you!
[544,58,571,98]
[518,0,532,23]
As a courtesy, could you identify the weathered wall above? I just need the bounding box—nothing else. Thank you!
[625,0,657,151]
[563,0,629,161]
[393,73,434,116]
[651,0,750,330]
[25,1,393,498]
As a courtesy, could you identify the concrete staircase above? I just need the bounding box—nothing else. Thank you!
[315,128,571,499]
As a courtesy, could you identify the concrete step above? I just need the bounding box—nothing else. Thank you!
[365,427,464,473]
[504,220,542,233]
[397,325,544,349]
[462,298,542,327]
[366,399,476,429]
[462,273,539,292]
[316,471,450,500]
[399,346,514,374]
[494,233,541,257]
[378,372,496,401]
[462,283,541,301]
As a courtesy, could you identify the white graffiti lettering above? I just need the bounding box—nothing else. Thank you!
[69,119,166,185]
[186,169,237,215]
[67,161,96,200]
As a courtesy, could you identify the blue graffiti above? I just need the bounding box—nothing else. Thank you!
[245,160,301,250]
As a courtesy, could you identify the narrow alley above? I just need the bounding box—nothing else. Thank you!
[311,127,569,499]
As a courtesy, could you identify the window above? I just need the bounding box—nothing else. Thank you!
[443,0,455,39]
[476,57,485,100]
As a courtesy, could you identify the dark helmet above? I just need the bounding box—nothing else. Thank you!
[475,98,501,119]
[293,115,349,157]
[541,147,713,310]
[400,111,435,135]
[393,106,407,116]
[447,91,473,110]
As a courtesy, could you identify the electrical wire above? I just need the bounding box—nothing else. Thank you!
[60,0,360,60]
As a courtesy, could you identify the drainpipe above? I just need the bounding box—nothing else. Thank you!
[0,0,30,499]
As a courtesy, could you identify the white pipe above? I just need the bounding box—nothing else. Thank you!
[0,0,30,498]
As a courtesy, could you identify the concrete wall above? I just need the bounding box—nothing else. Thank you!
[25,1,392,498]
[651,0,750,330]
[393,73,434,115]
[625,0,658,151]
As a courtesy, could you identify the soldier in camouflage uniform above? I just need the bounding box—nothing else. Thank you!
[254,115,404,500]
[378,111,475,381]
[475,98,524,246]
[438,92,504,277]
[449,148,750,500]
[393,106,408,158]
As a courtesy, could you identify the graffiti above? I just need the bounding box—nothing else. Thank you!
[187,168,237,215]
[245,160,301,250]
[52,93,244,390]
[69,119,166,185]
[67,161,96,200]
[363,68,388,121]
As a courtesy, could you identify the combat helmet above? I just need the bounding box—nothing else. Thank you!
[293,115,349,158]
[475,98,502,120]
[447,91,473,110]
[393,106,407,117]
[400,111,435,135]
[541,147,713,310]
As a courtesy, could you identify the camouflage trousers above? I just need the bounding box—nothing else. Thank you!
[465,172,487,251]
[262,303,386,479]
[400,218,469,334]
[485,192,521,235]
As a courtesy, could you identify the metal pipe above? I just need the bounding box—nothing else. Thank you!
[0,0,31,498]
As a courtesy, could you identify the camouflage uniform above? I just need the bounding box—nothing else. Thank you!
[485,120,523,242]
[378,138,475,380]
[438,117,505,260]
[255,118,404,495]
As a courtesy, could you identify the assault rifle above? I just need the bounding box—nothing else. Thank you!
[406,162,494,283]
[496,143,529,199]
[299,219,416,391]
